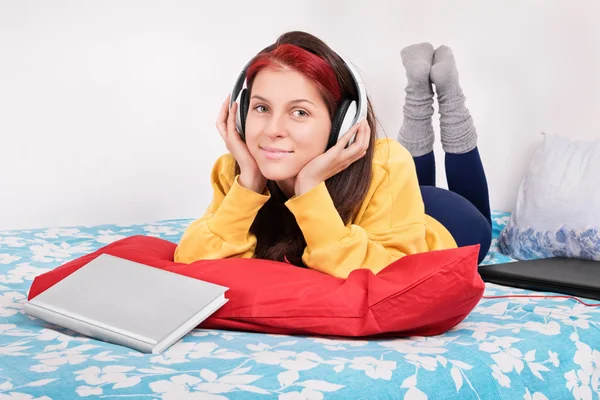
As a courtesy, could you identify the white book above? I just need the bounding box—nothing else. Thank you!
[24,253,228,354]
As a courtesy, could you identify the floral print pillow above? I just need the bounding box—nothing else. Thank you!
[499,133,600,260]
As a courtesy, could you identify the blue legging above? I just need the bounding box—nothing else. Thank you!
[415,148,492,264]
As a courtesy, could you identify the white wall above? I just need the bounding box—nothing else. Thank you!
[1,0,599,230]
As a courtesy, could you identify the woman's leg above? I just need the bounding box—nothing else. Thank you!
[420,186,492,264]
[398,43,492,263]
[397,43,437,187]
[430,45,491,224]
[445,149,491,224]
[414,152,436,187]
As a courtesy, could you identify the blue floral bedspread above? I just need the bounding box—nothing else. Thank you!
[1,211,599,399]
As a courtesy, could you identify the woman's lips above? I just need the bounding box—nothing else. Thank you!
[260,146,293,160]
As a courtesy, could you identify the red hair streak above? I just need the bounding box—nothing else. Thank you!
[246,44,342,116]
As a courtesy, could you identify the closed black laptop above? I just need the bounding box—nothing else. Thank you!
[479,257,600,301]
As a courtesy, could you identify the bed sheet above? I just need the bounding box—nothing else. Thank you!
[1,211,599,399]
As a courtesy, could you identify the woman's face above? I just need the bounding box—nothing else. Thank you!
[244,68,332,185]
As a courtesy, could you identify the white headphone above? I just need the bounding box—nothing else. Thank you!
[229,49,367,149]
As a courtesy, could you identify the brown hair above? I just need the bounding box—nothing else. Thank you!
[237,31,378,267]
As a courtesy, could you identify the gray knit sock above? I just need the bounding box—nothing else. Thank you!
[397,43,435,157]
[430,45,477,154]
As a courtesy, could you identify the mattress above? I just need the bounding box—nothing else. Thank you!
[1,211,598,399]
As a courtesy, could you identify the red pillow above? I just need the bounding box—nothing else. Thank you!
[27,235,484,337]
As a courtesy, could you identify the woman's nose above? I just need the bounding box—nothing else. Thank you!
[263,114,288,138]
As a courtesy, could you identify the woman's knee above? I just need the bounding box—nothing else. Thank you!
[476,222,492,263]
[420,186,492,264]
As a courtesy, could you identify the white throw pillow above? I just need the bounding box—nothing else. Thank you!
[499,133,600,260]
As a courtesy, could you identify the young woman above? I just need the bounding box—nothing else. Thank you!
[174,31,491,279]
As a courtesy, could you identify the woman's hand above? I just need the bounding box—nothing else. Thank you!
[294,119,371,196]
[216,95,266,193]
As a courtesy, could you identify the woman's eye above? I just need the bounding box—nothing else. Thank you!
[293,109,308,117]
[254,105,268,113]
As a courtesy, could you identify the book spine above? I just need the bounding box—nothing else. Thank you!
[23,302,153,354]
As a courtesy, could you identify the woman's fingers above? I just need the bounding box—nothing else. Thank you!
[216,95,230,139]
[227,101,240,138]
[358,120,371,153]
[341,120,370,161]
[336,120,361,150]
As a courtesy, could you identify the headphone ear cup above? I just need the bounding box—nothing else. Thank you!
[327,98,353,150]
[338,100,358,147]
[238,88,250,141]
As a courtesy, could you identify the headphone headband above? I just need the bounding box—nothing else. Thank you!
[335,51,368,126]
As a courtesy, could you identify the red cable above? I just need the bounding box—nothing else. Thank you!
[482,294,600,307]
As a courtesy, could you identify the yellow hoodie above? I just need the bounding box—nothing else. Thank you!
[174,138,457,278]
